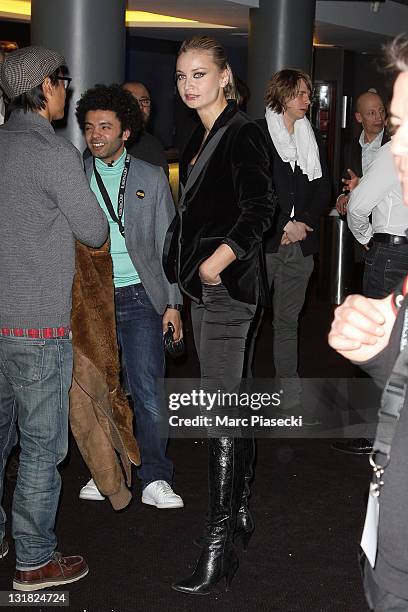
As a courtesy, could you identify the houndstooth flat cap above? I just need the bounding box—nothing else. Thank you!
[0,45,65,99]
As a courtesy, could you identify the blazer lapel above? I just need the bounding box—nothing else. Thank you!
[179,126,227,201]
[179,113,240,209]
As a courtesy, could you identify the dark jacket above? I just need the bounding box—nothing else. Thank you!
[257,118,331,256]
[126,130,169,178]
[164,102,275,305]
[358,289,408,598]
[342,129,389,181]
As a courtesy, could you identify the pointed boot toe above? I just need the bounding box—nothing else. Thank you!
[172,550,239,596]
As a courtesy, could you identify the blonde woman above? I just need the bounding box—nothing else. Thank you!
[164,36,275,595]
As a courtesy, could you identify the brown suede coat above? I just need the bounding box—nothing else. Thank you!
[69,240,140,510]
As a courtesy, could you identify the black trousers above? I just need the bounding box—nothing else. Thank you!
[191,283,256,396]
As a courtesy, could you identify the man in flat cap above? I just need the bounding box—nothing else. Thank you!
[0,46,108,591]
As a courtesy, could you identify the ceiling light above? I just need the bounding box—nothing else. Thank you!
[126,11,233,28]
[0,0,31,20]
[126,11,199,25]
[0,2,234,29]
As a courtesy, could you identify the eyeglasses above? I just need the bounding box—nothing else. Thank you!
[137,96,151,107]
[56,76,72,90]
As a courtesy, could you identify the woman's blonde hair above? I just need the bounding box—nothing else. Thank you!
[178,36,238,100]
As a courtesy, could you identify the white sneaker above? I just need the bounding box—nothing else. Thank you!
[141,480,184,509]
[79,478,105,501]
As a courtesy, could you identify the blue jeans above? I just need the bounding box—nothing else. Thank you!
[363,242,408,299]
[0,336,72,570]
[115,284,173,489]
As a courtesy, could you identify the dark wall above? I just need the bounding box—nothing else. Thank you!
[0,20,30,48]
[125,35,180,149]
[314,46,391,191]
[313,47,345,191]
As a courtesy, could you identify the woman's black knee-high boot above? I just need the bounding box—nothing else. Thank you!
[194,437,255,552]
[234,436,255,551]
[172,437,246,595]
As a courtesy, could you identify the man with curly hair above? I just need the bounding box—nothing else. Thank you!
[76,84,184,509]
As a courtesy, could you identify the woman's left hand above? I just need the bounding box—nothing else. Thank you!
[199,260,221,285]
[199,244,236,285]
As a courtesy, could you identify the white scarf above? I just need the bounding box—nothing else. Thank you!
[265,108,322,181]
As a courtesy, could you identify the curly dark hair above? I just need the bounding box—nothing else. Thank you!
[76,83,143,144]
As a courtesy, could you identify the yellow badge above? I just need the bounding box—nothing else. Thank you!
[136,190,145,199]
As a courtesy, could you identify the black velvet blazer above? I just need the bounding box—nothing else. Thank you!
[257,119,331,256]
[163,102,276,305]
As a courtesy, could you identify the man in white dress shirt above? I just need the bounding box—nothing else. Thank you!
[336,90,388,215]
[348,141,408,298]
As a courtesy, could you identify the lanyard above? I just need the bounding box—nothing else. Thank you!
[93,154,131,237]
[370,290,408,497]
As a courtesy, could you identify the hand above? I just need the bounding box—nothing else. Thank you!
[199,259,221,285]
[283,220,313,243]
[336,194,349,216]
[198,244,236,285]
[328,294,395,362]
[280,232,291,246]
[342,168,360,193]
[162,309,183,341]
